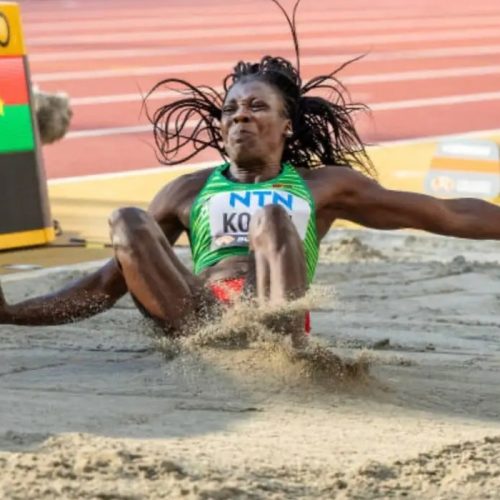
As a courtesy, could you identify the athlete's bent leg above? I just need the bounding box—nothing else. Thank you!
[109,207,210,331]
[248,205,308,347]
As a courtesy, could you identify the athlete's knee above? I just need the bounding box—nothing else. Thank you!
[109,207,154,249]
[109,206,149,226]
[251,204,290,230]
[249,204,296,250]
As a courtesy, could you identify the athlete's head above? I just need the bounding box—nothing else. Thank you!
[220,67,293,168]
[146,0,374,176]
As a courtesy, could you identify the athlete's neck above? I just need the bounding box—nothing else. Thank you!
[227,161,282,183]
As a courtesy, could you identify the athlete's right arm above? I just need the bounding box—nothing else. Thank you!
[0,259,127,326]
[0,171,207,327]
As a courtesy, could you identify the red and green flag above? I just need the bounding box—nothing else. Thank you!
[0,56,34,153]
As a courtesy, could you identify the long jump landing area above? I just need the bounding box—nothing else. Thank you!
[1,4,500,496]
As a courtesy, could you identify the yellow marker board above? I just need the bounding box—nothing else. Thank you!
[0,2,25,56]
[0,2,54,250]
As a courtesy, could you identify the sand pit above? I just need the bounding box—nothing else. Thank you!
[1,230,499,498]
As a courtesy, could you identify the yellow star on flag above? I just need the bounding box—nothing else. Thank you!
[0,99,4,116]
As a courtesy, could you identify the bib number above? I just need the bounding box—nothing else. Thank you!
[207,190,310,249]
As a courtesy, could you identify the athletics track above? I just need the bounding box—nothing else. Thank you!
[13,0,500,244]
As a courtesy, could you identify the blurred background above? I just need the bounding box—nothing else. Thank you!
[7,0,500,251]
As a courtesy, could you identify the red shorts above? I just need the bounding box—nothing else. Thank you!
[208,278,311,334]
[209,277,246,303]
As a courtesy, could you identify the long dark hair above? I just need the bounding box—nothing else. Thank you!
[146,0,374,176]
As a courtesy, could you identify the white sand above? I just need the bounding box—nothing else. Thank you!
[0,230,499,499]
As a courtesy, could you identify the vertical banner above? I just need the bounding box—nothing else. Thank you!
[0,2,54,250]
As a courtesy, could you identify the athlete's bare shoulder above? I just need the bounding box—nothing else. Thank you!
[169,167,214,194]
[297,165,374,209]
[148,167,215,226]
[297,164,356,187]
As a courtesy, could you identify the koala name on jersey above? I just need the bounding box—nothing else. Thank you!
[208,189,311,249]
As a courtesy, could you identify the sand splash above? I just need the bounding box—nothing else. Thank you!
[147,286,370,390]
[320,237,387,263]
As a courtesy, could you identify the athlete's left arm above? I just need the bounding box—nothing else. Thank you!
[321,167,500,239]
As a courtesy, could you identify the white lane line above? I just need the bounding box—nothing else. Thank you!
[33,54,500,83]
[26,24,500,48]
[68,44,500,107]
[20,0,260,19]
[344,65,500,84]
[369,91,500,111]
[22,13,325,32]
[20,11,428,32]
[48,161,218,185]
[65,90,500,141]
[34,50,500,84]
[23,12,500,34]
[23,5,482,26]
[24,20,400,45]
[372,127,500,148]
[48,128,500,185]
[66,50,500,107]
[33,61,239,83]
[30,42,500,66]
[67,124,154,139]
[71,89,187,106]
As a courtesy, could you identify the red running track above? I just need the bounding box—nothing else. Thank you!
[17,0,500,179]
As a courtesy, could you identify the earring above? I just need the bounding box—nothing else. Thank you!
[285,130,293,138]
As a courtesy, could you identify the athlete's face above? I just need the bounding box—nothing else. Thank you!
[220,79,292,167]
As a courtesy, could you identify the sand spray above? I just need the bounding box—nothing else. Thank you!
[147,285,370,390]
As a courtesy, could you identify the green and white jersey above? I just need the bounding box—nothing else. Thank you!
[189,162,319,283]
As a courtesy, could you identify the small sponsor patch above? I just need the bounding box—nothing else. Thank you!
[213,234,236,247]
